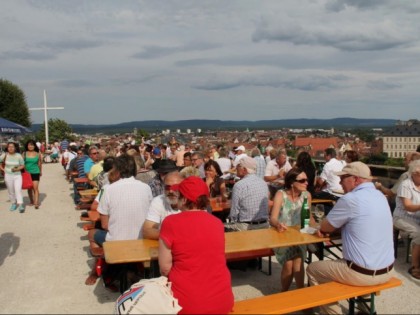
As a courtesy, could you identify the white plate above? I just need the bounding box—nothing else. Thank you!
[300,226,317,234]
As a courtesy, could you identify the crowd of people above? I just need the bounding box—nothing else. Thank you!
[2,135,418,314]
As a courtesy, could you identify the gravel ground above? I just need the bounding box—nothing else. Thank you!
[0,162,418,314]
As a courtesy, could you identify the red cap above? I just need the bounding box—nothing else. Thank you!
[172,176,209,203]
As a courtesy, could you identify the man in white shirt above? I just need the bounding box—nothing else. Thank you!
[216,148,232,179]
[232,145,248,168]
[315,148,345,194]
[264,150,292,183]
[143,172,183,240]
[85,154,153,286]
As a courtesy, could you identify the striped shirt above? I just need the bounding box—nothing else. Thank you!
[76,155,89,178]
[394,178,420,225]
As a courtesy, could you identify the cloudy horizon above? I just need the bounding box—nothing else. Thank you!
[1,0,419,125]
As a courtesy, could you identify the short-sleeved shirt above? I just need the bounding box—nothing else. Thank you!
[254,155,267,179]
[264,159,292,177]
[230,174,269,222]
[60,140,69,151]
[216,157,232,176]
[76,155,89,178]
[320,158,344,192]
[326,182,394,270]
[393,178,420,225]
[98,177,153,241]
[146,195,181,226]
[64,151,77,171]
[0,153,24,175]
[88,161,103,181]
[160,211,234,314]
[84,158,95,175]
[233,153,248,167]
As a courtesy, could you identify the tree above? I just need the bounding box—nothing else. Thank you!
[0,79,31,127]
[36,118,73,142]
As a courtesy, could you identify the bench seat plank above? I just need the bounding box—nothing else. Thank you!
[230,277,402,314]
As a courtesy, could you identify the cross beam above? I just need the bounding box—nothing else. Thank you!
[29,90,64,146]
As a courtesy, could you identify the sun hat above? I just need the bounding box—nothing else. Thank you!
[335,161,373,179]
[235,145,245,151]
[155,160,178,173]
[172,176,209,203]
[239,156,257,173]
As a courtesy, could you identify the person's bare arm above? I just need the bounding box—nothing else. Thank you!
[320,218,336,234]
[401,197,420,213]
[375,182,396,198]
[158,239,173,276]
[269,191,287,232]
[143,220,160,240]
[100,214,109,230]
[315,177,326,192]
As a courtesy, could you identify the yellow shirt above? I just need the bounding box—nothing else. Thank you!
[88,161,104,181]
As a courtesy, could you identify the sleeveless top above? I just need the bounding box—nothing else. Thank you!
[24,153,40,174]
[277,190,308,226]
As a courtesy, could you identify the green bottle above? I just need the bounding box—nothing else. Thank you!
[301,195,310,229]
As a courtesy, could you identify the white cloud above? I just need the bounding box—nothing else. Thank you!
[0,0,419,124]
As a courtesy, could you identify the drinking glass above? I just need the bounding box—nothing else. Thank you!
[312,204,325,228]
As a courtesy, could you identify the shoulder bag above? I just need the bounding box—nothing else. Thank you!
[22,169,34,190]
[114,276,182,314]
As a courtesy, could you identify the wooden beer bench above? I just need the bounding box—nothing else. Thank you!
[230,277,402,315]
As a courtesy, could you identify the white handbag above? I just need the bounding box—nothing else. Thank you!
[114,276,182,314]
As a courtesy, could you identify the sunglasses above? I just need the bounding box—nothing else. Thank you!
[295,178,308,183]
[91,152,98,155]
[164,185,177,191]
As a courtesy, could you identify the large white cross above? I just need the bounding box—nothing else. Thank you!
[29,90,64,146]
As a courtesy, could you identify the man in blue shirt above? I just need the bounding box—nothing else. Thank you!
[307,162,394,314]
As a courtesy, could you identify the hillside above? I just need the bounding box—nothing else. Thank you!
[31,118,397,134]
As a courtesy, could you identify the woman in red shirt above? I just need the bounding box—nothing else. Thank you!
[159,176,234,314]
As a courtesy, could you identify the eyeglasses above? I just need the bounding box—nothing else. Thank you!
[295,178,308,183]
[91,152,98,155]
[191,158,199,162]
[340,174,354,181]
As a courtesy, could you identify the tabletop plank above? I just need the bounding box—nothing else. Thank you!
[210,198,231,212]
[79,189,98,197]
[103,226,328,264]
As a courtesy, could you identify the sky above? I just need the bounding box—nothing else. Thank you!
[1,0,420,125]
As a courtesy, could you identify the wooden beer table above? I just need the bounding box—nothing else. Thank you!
[209,198,231,212]
[103,226,329,264]
[103,226,329,293]
[79,189,98,197]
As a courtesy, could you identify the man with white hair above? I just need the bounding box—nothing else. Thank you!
[225,156,270,231]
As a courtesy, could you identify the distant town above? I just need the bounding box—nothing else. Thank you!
[71,119,420,167]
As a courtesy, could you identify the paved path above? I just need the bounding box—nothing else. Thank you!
[0,163,119,314]
[0,162,418,313]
